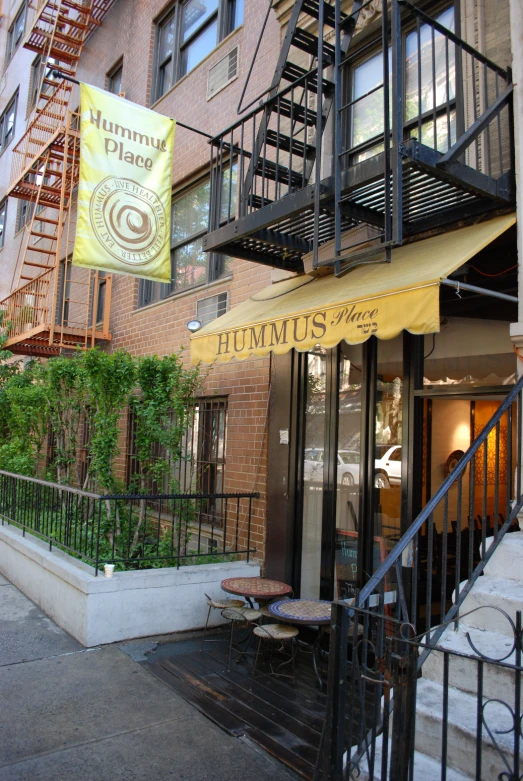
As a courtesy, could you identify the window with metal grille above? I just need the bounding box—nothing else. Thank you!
[196,292,228,326]
[126,398,228,511]
[207,46,238,100]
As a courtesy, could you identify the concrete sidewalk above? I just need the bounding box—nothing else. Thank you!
[0,574,297,781]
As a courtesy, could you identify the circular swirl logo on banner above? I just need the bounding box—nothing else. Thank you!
[89,177,167,266]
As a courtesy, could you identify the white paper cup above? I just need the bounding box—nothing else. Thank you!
[104,564,115,578]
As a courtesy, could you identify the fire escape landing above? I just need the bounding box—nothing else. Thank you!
[1,0,117,356]
[204,0,515,276]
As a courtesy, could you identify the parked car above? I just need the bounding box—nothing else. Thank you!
[303,448,360,486]
[374,445,402,488]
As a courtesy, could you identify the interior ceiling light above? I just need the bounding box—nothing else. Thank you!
[187,319,202,333]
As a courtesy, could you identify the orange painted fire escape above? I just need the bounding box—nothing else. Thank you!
[0,0,116,356]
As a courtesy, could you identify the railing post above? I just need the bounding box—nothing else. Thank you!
[389,636,418,780]
[319,601,349,780]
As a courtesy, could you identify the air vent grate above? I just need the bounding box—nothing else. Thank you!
[197,292,228,326]
[207,46,238,100]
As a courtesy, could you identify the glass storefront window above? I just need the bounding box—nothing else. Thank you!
[374,336,403,563]
[334,344,362,601]
[300,350,327,599]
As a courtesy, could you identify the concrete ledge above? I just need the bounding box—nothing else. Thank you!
[0,522,260,647]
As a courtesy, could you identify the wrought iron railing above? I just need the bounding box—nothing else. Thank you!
[316,373,523,779]
[318,603,522,780]
[0,471,258,573]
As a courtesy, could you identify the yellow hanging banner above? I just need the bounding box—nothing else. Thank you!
[73,83,175,282]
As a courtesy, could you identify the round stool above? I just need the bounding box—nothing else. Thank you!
[200,594,245,652]
[221,606,262,671]
[250,623,299,688]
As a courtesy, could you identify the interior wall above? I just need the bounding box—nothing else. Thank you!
[431,399,471,529]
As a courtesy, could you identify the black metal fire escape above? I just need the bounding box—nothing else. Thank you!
[204,0,515,276]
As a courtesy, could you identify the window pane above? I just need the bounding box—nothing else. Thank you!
[405,7,455,121]
[0,202,6,249]
[173,238,208,290]
[108,66,122,95]
[15,4,26,45]
[231,0,243,31]
[159,12,175,61]
[158,61,173,98]
[3,100,16,148]
[181,18,218,75]
[182,0,218,42]
[409,108,456,152]
[220,162,237,222]
[172,181,210,243]
[352,49,391,149]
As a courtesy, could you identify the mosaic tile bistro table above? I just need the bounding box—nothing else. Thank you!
[220,577,293,607]
[268,598,332,687]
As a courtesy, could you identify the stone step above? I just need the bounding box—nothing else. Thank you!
[355,737,474,781]
[483,532,523,582]
[456,575,523,636]
[422,624,517,699]
[415,678,515,780]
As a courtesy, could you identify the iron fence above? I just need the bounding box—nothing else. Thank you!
[317,602,522,781]
[0,470,257,574]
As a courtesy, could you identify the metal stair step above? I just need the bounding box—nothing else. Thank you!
[291,28,335,64]
[254,158,304,187]
[248,195,274,210]
[301,0,341,28]
[264,129,315,159]
[281,62,333,94]
[277,97,317,126]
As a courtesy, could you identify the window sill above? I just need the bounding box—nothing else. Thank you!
[150,25,243,110]
[133,275,233,315]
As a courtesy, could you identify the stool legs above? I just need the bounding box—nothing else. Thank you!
[199,604,213,652]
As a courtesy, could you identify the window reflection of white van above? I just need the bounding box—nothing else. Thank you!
[374,445,402,488]
[303,449,360,486]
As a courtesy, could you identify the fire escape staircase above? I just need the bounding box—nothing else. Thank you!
[204,0,515,275]
[0,0,116,356]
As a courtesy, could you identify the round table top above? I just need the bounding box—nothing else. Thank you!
[221,577,293,599]
[268,599,332,625]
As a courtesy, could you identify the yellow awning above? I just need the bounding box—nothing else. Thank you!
[190,214,516,364]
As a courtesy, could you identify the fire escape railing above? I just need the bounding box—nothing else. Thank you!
[205,0,515,273]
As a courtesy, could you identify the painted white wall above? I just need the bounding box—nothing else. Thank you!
[0,523,260,647]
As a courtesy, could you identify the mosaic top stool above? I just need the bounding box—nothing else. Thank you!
[200,593,246,652]
[221,606,262,671]
[250,623,299,689]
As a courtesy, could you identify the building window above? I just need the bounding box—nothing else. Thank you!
[16,200,34,232]
[6,1,27,65]
[348,5,455,164]
[126,397,228,500]
[0,200,7,249]
[29,56,57,112]
[0,92,18,156]
[137,171,234,308]
[153,0,243,102]
[107,61,123,95]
